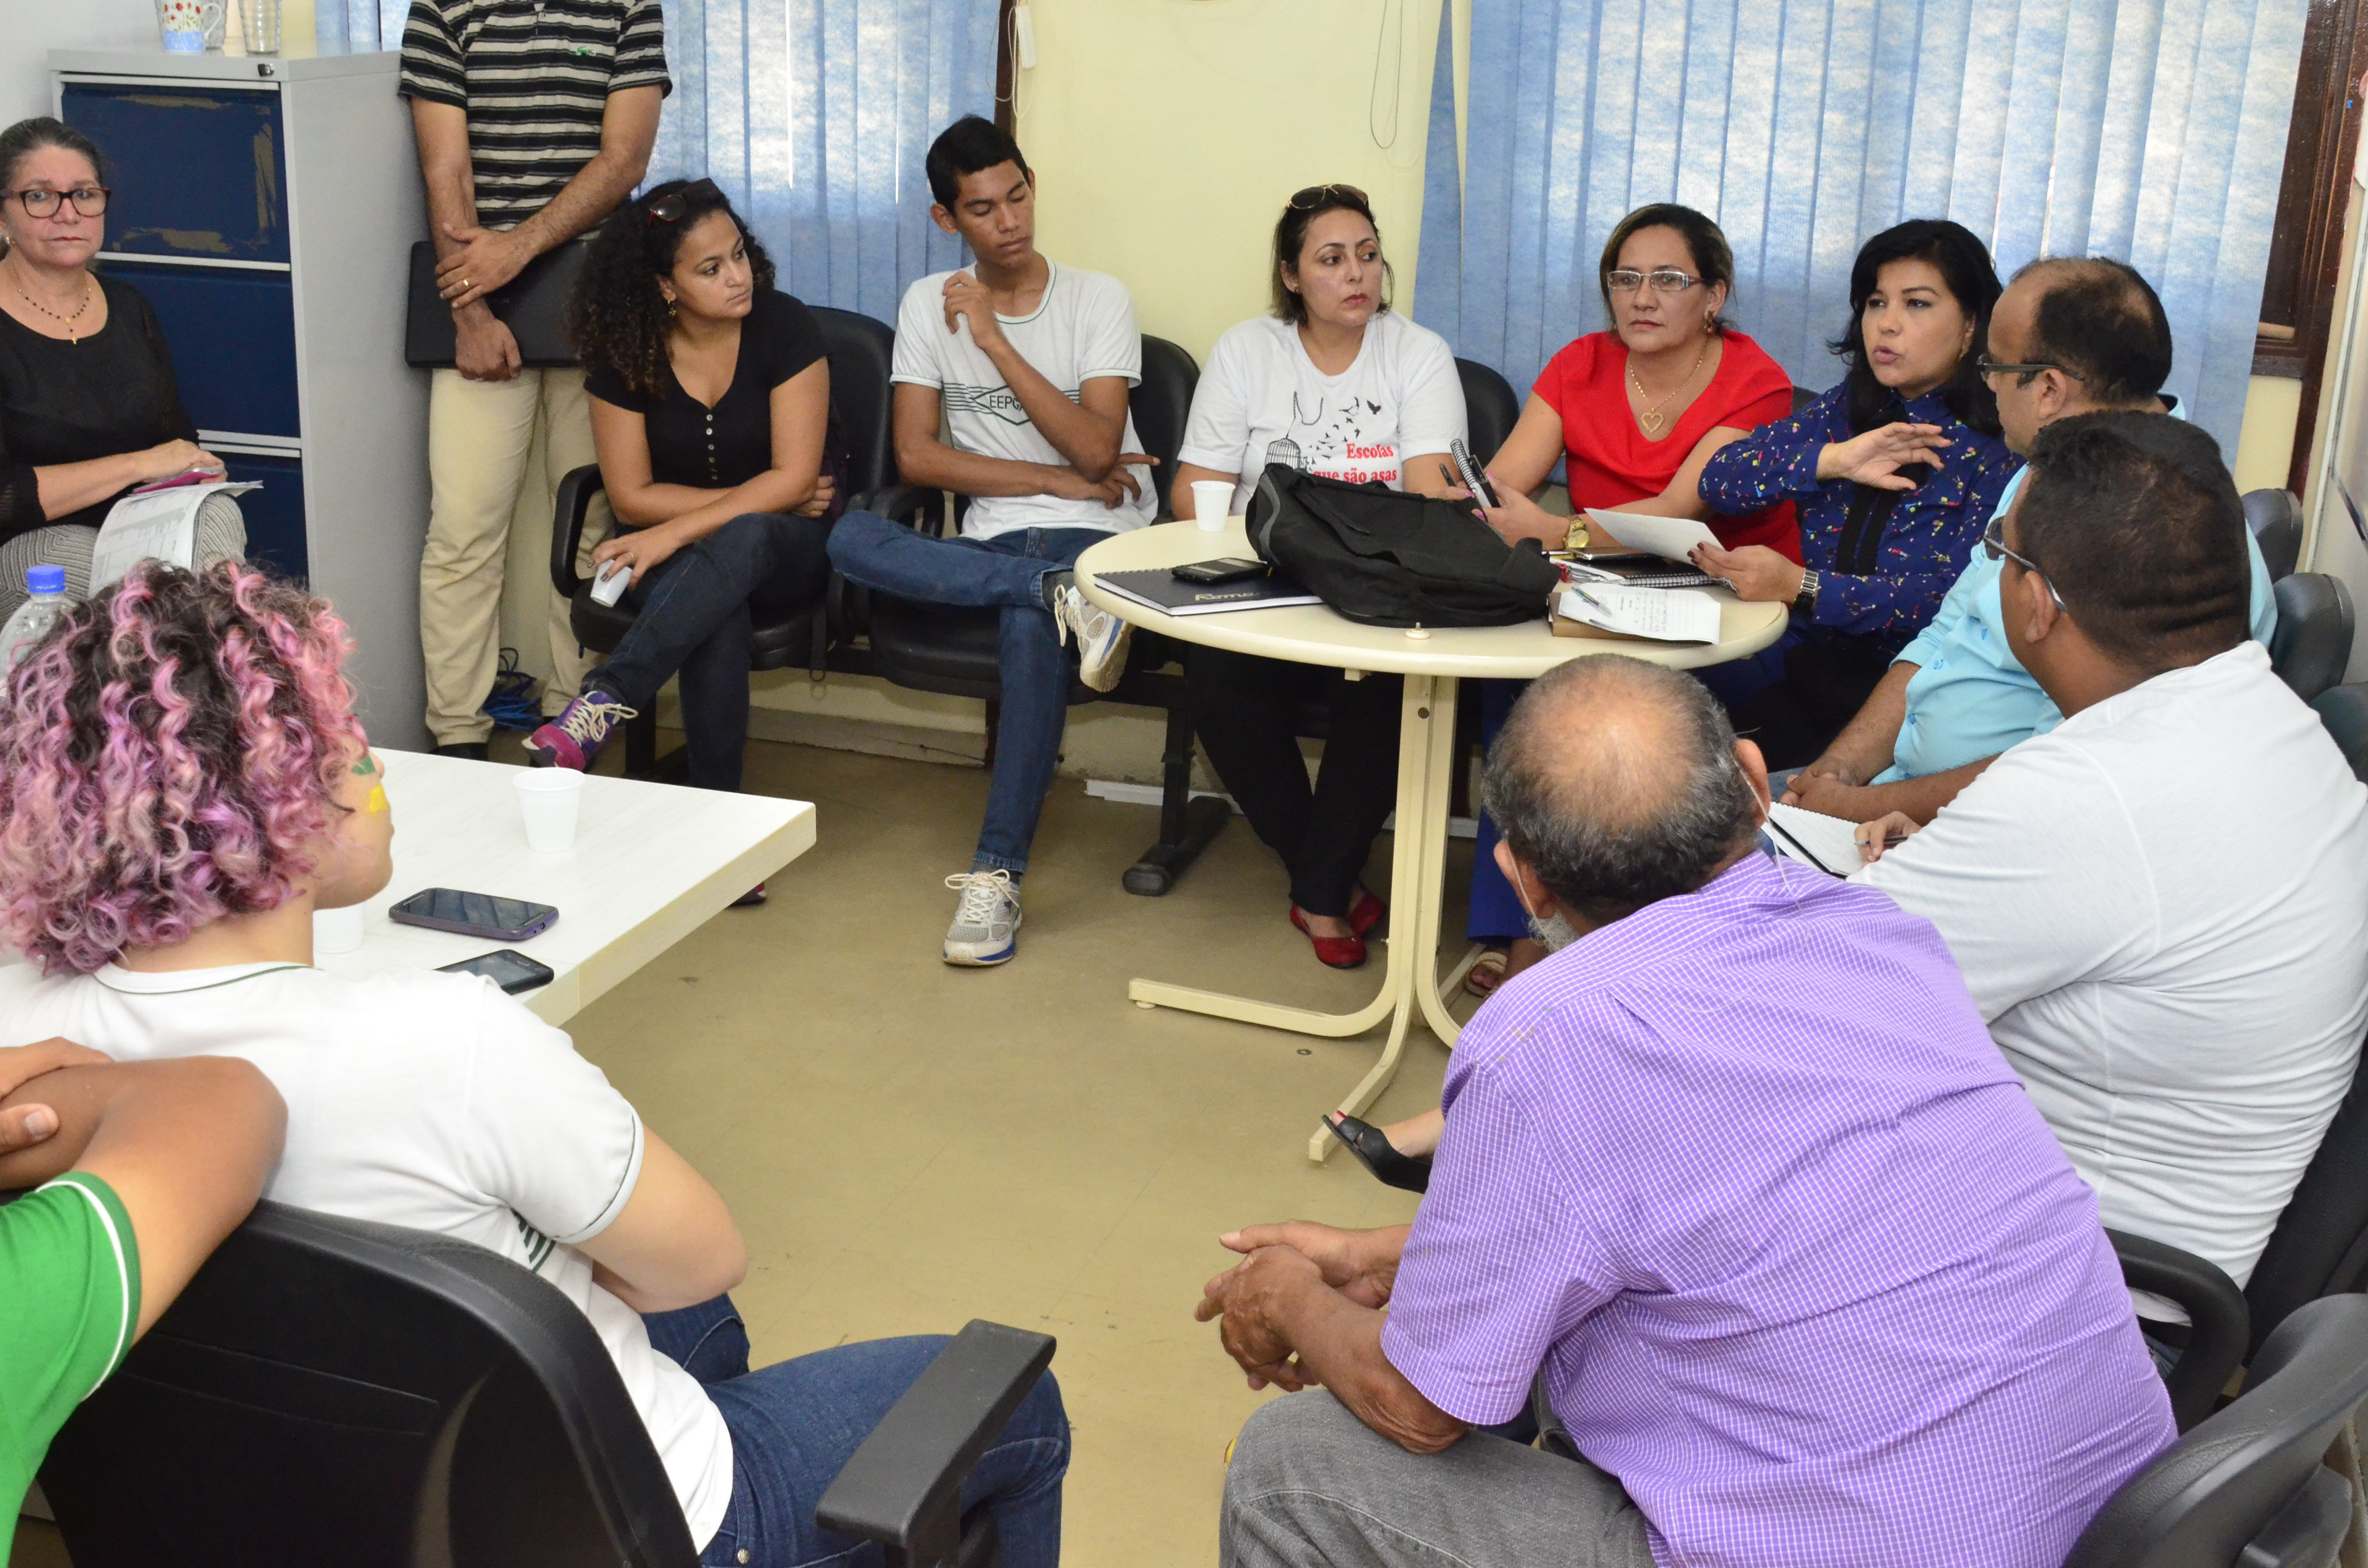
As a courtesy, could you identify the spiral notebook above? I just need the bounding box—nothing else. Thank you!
[1094,568,1322,616]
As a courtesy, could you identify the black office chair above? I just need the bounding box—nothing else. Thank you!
[2062,1293,2368,1568]
[2270,573,2355,704]
[2311,683,2368,784]
[2110,1229,2251,1433]
[1458,357,1520,462]
[1791,384,1821,414]
[2243,1042,2368,1361]
[548,305,899,779]
[2247,488,2305,583]
[38,1201,1054,1568]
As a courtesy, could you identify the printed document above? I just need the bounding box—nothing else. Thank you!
[1583,510,1719,562]
[90,482,260,594]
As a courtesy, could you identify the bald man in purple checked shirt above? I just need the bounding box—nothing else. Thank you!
[1200,655,2173,1568]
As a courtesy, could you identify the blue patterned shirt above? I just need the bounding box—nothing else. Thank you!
[1699,384,2023,656]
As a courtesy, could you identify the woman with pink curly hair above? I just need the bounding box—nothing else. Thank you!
[0,561,1071,1567]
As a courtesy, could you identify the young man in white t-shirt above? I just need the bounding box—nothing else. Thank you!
[1853,414,2368,1310]
[0,562,1070,1568]
[826,116,1155,968]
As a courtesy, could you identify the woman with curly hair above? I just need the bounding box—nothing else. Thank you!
[0,559,1073,1567]
[532,178,841,801]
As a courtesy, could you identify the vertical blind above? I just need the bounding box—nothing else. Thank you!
[324,0,1000,325]
[1415,0,2308,450]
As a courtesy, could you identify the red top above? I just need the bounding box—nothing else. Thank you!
[1533,329,1801,560]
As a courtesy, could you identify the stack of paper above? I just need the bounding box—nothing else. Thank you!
[1554,584,1721,644]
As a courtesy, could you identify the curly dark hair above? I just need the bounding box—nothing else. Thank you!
[566,179,776,401]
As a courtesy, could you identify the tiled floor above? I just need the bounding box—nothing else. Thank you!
[16,735,1472,1568]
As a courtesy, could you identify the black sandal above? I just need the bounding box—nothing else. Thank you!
[1325,1112,1432,1194]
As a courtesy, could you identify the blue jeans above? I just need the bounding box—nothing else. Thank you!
[642,1295,1069,1568]
[827,512,1110,873]
[589,513,832,792]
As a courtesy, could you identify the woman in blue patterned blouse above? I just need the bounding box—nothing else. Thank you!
[1692,219,2021,767]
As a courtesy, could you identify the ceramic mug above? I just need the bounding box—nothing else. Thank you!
[157,0,227,51]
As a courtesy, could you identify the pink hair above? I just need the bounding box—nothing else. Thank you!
[0,560,365,974]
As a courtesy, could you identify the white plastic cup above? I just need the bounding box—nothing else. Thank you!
[313,904,365,955]
[515,769,585,853]
[1190,480,1235,532]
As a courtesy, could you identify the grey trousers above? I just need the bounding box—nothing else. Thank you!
[0,494,249,616]
[1221,1392,1657,1568]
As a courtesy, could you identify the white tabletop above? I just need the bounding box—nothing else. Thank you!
[1077,520,1788,677]
[323,750,815,1024]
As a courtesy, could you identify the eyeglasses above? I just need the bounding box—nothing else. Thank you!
[1975,352,2086,384]
[1981,515,2068,609]
[644,178,723,226]
[1287,183,1369,210]
[1606,268,1700,294]
[6,185,109,218]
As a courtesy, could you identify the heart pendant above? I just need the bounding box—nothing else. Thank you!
[1639,410,1664,436]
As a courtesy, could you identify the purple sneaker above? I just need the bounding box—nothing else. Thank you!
[525,690,638,771]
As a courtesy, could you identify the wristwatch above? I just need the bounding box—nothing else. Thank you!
[1563,515,1590,551]
[1794,568,1821,618]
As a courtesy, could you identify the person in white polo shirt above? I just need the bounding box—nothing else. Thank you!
[1853,413,2368,1316]
[0,561,1071,1568]
[827,116,1155,968]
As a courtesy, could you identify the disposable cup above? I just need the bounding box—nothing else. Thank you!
[1190,480,1234,532]
[312,904,365,955]
[515,769,584,853]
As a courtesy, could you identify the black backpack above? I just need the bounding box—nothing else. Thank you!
[1244,464,1561,628]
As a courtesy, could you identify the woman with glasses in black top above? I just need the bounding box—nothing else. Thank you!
[532,179,841,808]
[0,118,245,615]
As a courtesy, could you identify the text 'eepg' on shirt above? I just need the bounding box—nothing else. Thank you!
[889,261,1156,539]
[399,0,672,230]
[0,959,734,1549]
[1176,311,1467,519]
[1858,640,2368,1290]
[0,1172,140,1527]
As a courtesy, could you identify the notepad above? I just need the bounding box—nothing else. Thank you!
[1553,585,1721,644]
[1764,802,1864,877]
[1583,510,1721,563]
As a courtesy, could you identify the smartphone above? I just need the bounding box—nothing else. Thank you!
[1448,438,1499,509]
[1172,557,1268,585]
[437,948,556,996]
[389,888,559,943]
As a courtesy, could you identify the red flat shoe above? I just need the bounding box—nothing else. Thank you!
[1290,904,1369,969]
[1348,889,1385,936]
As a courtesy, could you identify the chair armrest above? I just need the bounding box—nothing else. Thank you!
[863,482,949,537]
[814,1320,1056,1562]
[551,464,606,598]
[2109,1228,2249,1431]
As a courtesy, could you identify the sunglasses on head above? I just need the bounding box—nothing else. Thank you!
[645,179,724,226]
[1288,183,1369,211]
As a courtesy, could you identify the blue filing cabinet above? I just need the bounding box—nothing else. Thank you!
[55,46,432,748]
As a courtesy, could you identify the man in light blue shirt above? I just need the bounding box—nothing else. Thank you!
[1784,258,2276,824]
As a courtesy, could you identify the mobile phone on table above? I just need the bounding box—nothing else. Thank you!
[1171,557,1268,585]
[437,948,556,996]
[389,888,559,943]
[1448,438,1499,509]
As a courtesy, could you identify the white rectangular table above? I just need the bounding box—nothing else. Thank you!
[325,751,815,1024]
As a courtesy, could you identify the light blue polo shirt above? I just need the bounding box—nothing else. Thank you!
[1876,465,2279,783]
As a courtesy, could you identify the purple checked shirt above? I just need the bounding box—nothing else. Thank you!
[1380,853,2173,1568]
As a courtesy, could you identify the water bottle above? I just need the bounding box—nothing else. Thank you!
[0,566,71,680]
[1264,437,1307,472]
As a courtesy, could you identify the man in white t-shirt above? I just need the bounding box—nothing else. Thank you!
[1854,413,2368,1308]
[827,115,1154,968]
[0,562,1070,1568]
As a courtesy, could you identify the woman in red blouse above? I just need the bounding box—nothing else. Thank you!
[1468,204,1797,995]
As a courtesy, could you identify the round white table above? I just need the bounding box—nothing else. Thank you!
[1078,519,1788,1160]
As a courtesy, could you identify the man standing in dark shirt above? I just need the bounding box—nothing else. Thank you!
[399,0,669,757]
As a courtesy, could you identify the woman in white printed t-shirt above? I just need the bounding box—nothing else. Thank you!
[1170,184,1467,969]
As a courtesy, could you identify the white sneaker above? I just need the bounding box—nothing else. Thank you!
[942,869,1022,966]
[1055,584,1130,693]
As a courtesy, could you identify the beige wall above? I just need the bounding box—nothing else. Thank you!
[2234,374,2305,495]
[1014,0,1450,365]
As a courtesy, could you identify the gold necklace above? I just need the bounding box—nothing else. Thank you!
[12,268,94,343]
[1627,335,1710,437]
